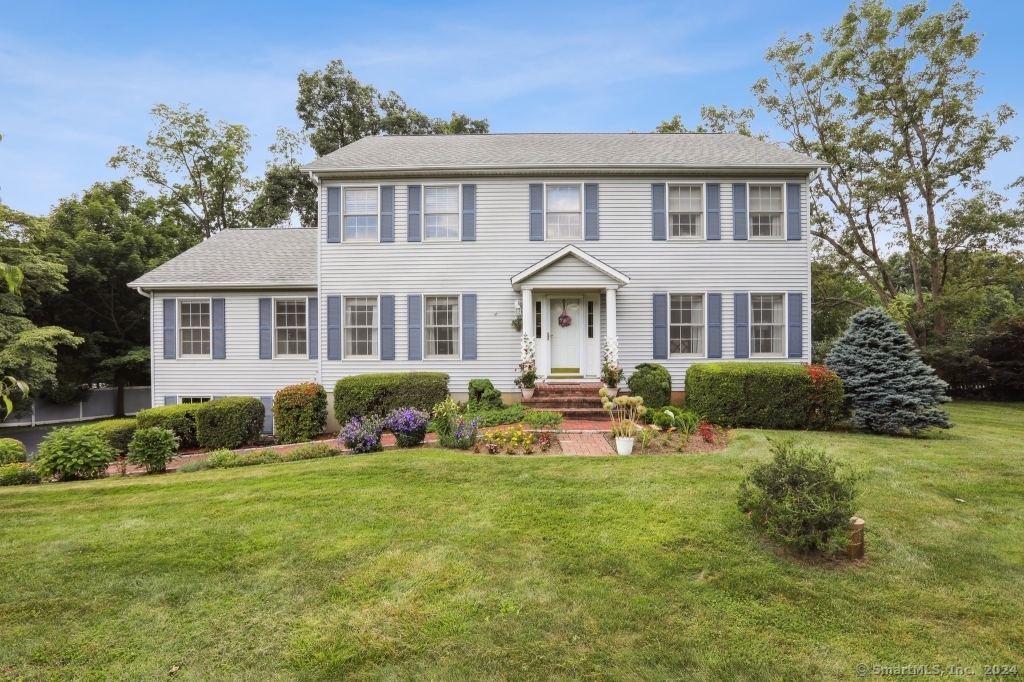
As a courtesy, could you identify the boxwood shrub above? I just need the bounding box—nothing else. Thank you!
[137,403,201,449]
[685,362,846,430]
[333,372,449,424]
[273,382,328,444]
[195,397,265,450]
[81,418,137,456]
[627,363,672,410]
[0,437,27,464]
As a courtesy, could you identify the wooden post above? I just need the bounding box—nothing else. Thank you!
[845,517,865,559]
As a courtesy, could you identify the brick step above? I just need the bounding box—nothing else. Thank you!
[534,383,605,396]
[542,407,610,421]
[522,396,603,409]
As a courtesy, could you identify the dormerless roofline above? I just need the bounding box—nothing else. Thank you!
[302,162,828,180]
[128,282,317,291]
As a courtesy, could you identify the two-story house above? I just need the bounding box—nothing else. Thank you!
[130,133,824,430]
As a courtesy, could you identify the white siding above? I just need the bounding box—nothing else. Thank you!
[520,254,622,289]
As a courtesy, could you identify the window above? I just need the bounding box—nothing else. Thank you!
[345,297,377,357]
[179,300,210,356]
[670,294,704,355]
[669,185,703,238]
[180,396,211,404]
[275,299,307,356]
[344,188,378,240]
[751,294,785,355]
[546,185,581,239]
[535,300,542,339]
[425,295,459,357]
[749,185,784,238]
[587,301,594,339]
[425,186,459,239]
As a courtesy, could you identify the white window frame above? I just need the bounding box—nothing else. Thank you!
[178,396,213,404]
[544,183,584,241]
[669,293,706,358]
[668,183,706,240]
[423,184,462,241]
[747,183,786,240]
[342,185,381,242]
[273,297,308,359]
[178,297,212,359]
[749,292,787,357]
[343,295,380,360]
[423,294,461,360]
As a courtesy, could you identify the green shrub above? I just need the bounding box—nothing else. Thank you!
[627,363,672,410]
[738,438,859,555]
[463,403,526,428]
[468,379,503,410]
[81,418,137,456]
[280,442,343,462]
[0,438,27,464]
[195,397,265,449]
[207,448,282,469]
[176,458,212,473]
[273,383,328,444]
[137,403,201,449]
[127,427,179,473]
[0,462,41,486]
[650,406,701,435]
[35,427,114,481]
[523,410,563,429]
[685,362,846,430]
[333,372,449,424]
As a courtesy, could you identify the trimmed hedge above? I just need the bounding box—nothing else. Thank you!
[196,397,266,450]
[0,438,27,464]
[468,379,503,410]
[628,363,672,410]
[137,403,201,449]
[685,362,846,430]
[333,372,449,424]
[81,418,137,456]
[273,383,328,444]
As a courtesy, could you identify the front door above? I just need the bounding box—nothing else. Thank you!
[549,298,581,373]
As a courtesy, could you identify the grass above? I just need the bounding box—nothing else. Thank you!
[1,401,1022,681]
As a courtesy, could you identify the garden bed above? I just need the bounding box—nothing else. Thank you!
[603,427,729,455]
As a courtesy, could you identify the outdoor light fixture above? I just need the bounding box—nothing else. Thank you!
[514,299,522,317]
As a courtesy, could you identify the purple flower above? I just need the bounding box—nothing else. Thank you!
[383,407,430,434]
[339,415,385,453]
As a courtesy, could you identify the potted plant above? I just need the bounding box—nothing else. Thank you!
[511,315,523,333]
[600,391,646,455]
[601,336,624,397]
[515,332,538,399]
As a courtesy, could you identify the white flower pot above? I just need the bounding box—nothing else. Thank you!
[522,387,535,400]
[605,387,618,398]
[615,436,634,456]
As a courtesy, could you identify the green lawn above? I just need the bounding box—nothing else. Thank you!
[1,402,1022,681]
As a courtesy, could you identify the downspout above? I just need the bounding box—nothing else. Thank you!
[310,171,323,389]
[135,287,155,411]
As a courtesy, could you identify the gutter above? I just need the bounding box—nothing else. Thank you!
[301,162,830,180]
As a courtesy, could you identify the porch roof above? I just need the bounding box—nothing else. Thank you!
[510,245,630,292]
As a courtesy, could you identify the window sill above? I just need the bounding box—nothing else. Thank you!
[670,353,706,359]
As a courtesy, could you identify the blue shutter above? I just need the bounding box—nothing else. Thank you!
[529,184,544,241]
[462,184,476,241]
[380,295,395,360]
[653,293,668,360]
[260,396,273,434]
[706,184,721,240]
[407,185,422,242]
[707,293,722,358]
[787,183,801,240]
[164,395,176,406]
[258,298,272,359]
[327,296,342,360]
[162,298,176,360]
[788,292,803,358]
[212,298,225,359]
[407,294,422,360]
[327,187,341,243]
[380,185,395,243]
[307,297,318,360]
[584,183,599,240]
[734,293,749,358]
[462,293,477,360]
[733,184,747,240]
[652,183,667,240]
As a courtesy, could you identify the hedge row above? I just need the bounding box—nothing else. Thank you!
[137,397,265,450]
[333,372,449,424]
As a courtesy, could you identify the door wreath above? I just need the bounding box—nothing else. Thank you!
[558,300,572,328]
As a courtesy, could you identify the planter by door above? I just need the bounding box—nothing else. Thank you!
[521,388,535,400]
[615,436,634,455]
[604,387,619,398]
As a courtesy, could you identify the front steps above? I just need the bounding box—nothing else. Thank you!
[522,382,608,421]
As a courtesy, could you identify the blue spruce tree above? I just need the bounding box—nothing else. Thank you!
[825,308,951,435]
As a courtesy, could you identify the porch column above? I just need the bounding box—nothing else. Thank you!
[606,286,617,339]
[521,288,533,335]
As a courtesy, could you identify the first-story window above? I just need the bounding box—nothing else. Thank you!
[425,295,459,357]
[344,188,378,240]
[535,300,542,339]
[546,185,581,239]
[180,299,210,356]
[275,299,307,356]
[670,294,704,355]
[669,185,703,238]
[749,185,783,238]
[751,294,785,355]
[180,396,211,404]
[345,297,377,357]
[425,186,459,239]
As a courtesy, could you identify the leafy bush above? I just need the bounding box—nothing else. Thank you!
[738,438,859,555]
[523,410,563,429]
[35,427,114,481]
[176,458,212,473]
[137,403,201,449]
[280,442,342,462]
[81,418,137,457]
[0,462,40,486]
[384,407,430,448]
[207,448,281,469]
[685,363,846,430]
[627,363,672,410]
[273,383,328,444]
[464,402,526,427]
[339,416,385,454]
[468,379,504,410]
[0,438,27,464]
[333,372,449,424]
[650,406,701,435]
[127,427,179,473]
[449,417,479,450]
[195,397,265,449]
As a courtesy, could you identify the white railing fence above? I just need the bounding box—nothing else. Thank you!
[0,387,152,427]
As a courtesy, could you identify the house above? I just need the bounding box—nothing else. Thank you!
[130,132,824,430]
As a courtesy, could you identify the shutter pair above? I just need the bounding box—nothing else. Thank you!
[162,298,226,360]
[651,293,723,359]
[324,295,397,361]
[407,185,477,242]
[731,183,803,241]
[328,186,477,242]
[327,185,400,243]
[651,183,802,240]
[529,184,600,241]
[407,294,478,361]
[258,298,318,360]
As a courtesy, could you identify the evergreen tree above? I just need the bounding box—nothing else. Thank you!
[825,308,952,435]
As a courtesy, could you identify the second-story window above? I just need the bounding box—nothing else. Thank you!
[179,300,210,357]
[425,187,460,239]
[546,185,581,239]
[344,188,378,241]
[749,185,783,238]
[669,185,703,238]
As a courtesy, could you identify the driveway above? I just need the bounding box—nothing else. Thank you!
[2,420,110,456]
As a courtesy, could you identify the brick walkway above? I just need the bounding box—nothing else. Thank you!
[556,433,615,456]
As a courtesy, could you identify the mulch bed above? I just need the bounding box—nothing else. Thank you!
[603,429,729,455]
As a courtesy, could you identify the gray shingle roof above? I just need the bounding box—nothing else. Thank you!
[129,228,317,289]
[301,132,823,174]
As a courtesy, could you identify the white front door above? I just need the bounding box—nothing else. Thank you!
[550,298,581,372]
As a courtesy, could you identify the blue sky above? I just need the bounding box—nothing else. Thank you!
[1,0,1022,215]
